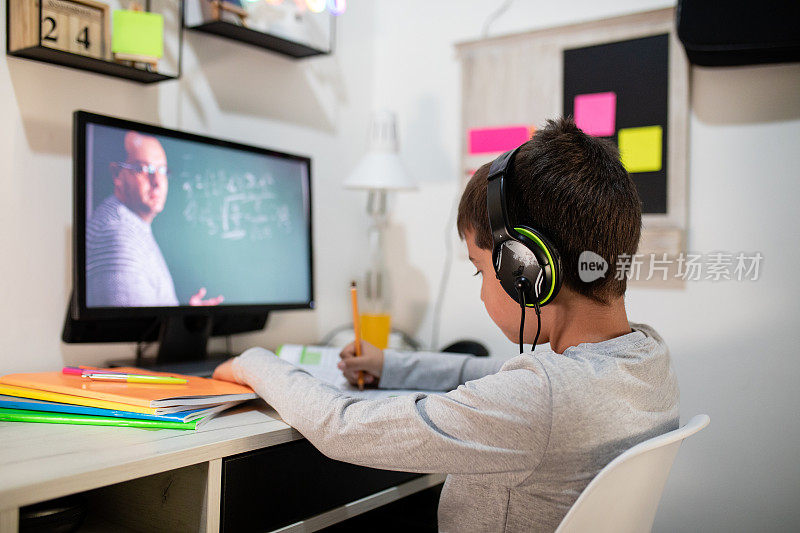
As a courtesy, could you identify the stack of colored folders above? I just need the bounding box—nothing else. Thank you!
[0,367,257,430]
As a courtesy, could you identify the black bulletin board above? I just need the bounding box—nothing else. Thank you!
[563,34,669,214]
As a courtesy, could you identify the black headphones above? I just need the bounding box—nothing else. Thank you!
[486,145,563,351]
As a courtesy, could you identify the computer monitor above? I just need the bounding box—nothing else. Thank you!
[63,111,314,366]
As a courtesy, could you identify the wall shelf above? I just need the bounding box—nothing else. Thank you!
[6,0,183,84]
[8,46,176,83]
[186,20,328,59]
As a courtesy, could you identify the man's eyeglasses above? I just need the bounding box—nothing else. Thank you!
[115,162,170,178]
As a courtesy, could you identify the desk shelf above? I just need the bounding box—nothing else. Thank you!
[0,404,445,533]
[222,439,421,531]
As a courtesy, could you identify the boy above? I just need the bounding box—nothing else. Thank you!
[213,118,679,532]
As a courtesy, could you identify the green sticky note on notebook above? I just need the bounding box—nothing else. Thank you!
[618,125,663,173]
[299,349,322,365]
[112,10,164,58]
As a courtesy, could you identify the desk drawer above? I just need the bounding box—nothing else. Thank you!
[221,438,420,532]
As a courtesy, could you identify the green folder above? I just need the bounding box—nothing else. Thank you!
[112,10,164,58]
[0,408,198,430]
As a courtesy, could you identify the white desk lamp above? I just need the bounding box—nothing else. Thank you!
[344,111,416,340]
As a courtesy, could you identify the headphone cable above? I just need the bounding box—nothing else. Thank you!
[532,302,541,352]
[517,282,543,354]
[517,285,526,354]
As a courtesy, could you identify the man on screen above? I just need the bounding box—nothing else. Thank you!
[86,131,223,308]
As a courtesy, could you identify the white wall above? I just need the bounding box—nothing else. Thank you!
[369,1,800,532]
[637,64,800,531]
[2,1,799,531]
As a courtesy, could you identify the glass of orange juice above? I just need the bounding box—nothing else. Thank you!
[360,313,391,350]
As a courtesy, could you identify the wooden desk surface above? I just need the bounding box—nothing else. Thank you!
[0,401,303,509]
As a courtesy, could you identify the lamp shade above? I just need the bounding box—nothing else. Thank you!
[344,152,416,190]
[344,111,417,191]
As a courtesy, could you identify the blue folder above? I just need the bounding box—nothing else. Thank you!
[0,394,222,422]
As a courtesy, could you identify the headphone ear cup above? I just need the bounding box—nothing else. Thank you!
[495,240,541,306]
[512,226,562,306]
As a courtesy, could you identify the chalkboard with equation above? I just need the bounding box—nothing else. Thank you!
[87,123,311,306]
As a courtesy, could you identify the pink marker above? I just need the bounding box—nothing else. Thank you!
[62,366,123,376]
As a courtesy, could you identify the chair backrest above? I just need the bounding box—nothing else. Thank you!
[555,414,710,533]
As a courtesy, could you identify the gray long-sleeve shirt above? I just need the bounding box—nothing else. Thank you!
[232,323,679,532]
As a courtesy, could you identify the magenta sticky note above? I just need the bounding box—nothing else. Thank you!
[574,92,617,137]
[468,126,532,154]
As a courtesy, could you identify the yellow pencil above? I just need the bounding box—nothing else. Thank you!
[351,281,364,391]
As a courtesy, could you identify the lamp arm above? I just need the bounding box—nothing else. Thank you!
[364,189,389,311]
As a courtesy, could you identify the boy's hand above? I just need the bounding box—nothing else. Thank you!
[212,358,240,383]
[338,340,384,388]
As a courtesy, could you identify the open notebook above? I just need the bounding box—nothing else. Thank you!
[0,367,256,409]
[277,345,441,400]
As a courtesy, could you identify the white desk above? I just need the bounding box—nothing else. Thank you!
[0,402,444,532]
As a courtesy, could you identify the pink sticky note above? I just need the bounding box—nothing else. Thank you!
[574,92,616,137]
[468,126,531,154]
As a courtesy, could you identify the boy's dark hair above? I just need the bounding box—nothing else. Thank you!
[457,117,641,304]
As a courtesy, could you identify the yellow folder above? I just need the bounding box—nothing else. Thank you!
[0,367,255,411]
[0,383,159,415]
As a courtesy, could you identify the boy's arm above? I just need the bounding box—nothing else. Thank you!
[233,348,551,478]
[379,350,507,391]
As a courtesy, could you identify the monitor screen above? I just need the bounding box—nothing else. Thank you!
[74,111,313,317]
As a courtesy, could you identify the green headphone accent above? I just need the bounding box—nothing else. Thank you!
[513,227,557,306]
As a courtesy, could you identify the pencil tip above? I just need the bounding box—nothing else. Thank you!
[351,280,356,288]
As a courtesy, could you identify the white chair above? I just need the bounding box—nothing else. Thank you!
[555,414,710,533]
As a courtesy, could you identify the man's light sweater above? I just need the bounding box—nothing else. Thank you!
[86,196,178,307]
[232,323,679,532]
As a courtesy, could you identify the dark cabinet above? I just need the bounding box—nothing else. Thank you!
[221,438,420,532]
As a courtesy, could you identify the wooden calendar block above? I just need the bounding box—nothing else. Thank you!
[39,7,70,51]
[68,16,103,57]
[10,0,111,59]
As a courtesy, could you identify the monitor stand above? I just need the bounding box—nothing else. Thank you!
[158,315,213,363]
[109,316,228,377]
[108,354,232,378]
[62,294,269,377]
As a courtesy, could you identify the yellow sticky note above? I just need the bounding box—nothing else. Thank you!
[112,10,164,58]
[618,126,663,173]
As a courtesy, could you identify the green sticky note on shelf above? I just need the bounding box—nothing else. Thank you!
[112,10,164,58]
[618,125,663,173]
